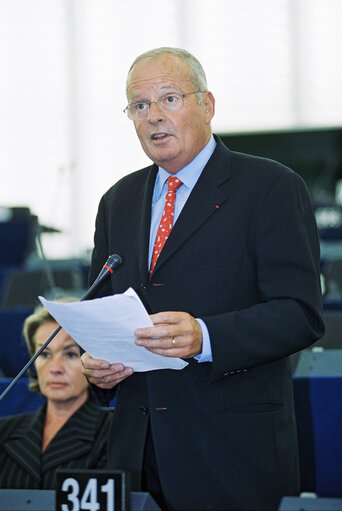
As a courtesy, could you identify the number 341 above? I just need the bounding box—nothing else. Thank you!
[61,477,115,511]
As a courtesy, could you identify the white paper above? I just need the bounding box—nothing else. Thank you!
[39,288,188,372]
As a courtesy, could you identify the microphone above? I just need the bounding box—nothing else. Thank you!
[0,254,123,402]
[83,254,123,300]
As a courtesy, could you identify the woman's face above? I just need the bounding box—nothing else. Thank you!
[34,321,88,404]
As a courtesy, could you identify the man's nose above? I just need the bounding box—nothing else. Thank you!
[147,101,165,123]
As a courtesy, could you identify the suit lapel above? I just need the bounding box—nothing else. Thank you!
[3,407,44,482]
[41,398,100,472]
[151,138,232,277]
[135,164,158,285]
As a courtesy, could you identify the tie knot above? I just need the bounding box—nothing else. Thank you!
[167,176,183,193]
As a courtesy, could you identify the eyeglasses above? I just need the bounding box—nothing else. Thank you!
[123,91,206,120]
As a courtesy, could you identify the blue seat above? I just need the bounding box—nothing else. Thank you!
[323,298,342,310]
[293,350,342,497]
[0,217,36,266]
[0,308,33,377]
[0,377,44,417]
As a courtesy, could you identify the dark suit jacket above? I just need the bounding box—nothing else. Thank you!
[89,136,324,511]
[0,396,112,489]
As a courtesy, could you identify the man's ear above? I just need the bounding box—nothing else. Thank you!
[204,91,215,123]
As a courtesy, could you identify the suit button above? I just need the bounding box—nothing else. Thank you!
[139,406,148,415]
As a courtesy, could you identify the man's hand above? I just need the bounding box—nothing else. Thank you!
[81,352,134,389]
[134,311,202,358]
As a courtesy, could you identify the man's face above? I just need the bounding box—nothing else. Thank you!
[126,53,215,174]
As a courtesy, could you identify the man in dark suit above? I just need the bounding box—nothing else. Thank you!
[81,47,324,511]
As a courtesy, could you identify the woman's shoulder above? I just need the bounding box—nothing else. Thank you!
[0,411,34,426]
[97,406,114,426]
[0,410,36,441]
[91,402,114,429]
[74,396,113,430]
[97,407,113,438]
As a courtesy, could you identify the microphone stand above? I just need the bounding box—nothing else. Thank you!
[0,254,123,403]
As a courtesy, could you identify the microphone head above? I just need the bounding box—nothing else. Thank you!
[105,253,123,270]
[81,253,123,301]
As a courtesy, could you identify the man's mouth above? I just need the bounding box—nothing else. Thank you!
[151,133,169,140]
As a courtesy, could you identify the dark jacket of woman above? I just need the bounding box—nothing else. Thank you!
[0,396,112,489]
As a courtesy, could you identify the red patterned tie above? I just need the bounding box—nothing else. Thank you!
[149,176,183,278]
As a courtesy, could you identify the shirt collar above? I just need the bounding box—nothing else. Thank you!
[153,135,216,201]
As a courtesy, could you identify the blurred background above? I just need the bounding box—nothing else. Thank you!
[0,0,341,313]
[1,0,342,350]
[0,0,341,259]
[1,0,342,500]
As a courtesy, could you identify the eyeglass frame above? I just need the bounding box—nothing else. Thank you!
[123,91,207,120]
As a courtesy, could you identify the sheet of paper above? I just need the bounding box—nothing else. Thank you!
[39,288,188,372]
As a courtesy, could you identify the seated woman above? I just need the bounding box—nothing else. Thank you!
[0,304,112,489]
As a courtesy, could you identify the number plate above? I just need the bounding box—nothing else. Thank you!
[56,469,130,511]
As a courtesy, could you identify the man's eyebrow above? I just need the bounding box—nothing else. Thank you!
[129,86,180,102]
[129,95,146,102]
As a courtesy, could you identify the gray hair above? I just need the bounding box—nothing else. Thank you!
[126,47,208,99]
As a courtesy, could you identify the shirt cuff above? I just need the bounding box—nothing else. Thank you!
[194,318,213,362]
